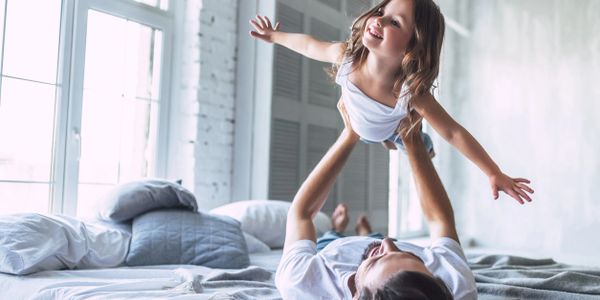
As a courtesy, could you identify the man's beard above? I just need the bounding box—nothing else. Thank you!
[360,241,382,262]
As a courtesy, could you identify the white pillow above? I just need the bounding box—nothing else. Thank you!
[210,200,332,248]
[0,214,130,275]
[243,233,271,253]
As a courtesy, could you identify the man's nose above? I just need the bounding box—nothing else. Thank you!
[381,238,400,252]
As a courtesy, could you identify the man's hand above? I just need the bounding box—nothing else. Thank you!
[249,15,280,43]
[397,111,423,145]
[337,99,359,142]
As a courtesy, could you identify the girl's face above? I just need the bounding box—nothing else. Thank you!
[362,0,416,62]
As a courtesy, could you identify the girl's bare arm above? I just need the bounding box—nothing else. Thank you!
[249,15,345,64]
[412,92,534,204]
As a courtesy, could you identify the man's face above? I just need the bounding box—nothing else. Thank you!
[354,238,433,290]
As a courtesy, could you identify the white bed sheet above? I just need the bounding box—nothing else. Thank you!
[0,250,283,300]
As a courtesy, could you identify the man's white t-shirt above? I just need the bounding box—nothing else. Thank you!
[275,236,477,300]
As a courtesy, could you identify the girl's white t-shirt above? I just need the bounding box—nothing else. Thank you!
[275,236,477,300]
[335,57,411,142]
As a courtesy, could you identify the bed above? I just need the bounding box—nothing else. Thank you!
[2,181,599,299]
[0,250,283,299]
[3,248,600,299]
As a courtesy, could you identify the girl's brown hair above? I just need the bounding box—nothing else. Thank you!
[332,0,445,106]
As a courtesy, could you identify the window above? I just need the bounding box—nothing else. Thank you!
[0,0,174,217]
[389,151,427,238]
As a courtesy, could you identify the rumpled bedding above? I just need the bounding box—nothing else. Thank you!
[469,254,600,300]
[0,181,203,275]
[0,214,131,275]
[28,265,280,300]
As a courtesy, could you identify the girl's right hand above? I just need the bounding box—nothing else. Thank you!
[249,15,280,43]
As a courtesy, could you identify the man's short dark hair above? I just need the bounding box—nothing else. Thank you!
[358,271,453,300]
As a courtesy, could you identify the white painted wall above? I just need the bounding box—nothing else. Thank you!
[167,0,238,210]
[436,0,600,266]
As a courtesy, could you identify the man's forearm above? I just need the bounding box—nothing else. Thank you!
[404,133,458,240]
[290,130,359,219]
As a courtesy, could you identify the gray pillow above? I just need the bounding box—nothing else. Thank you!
[125,209,249,269]
[97,179,197,222]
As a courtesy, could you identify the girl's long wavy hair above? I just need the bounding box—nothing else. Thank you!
[331,0,445,133]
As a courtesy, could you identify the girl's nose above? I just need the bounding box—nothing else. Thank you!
[374,17,383,27]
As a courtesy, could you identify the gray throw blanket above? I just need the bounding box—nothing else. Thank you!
[468,254,600,300]
[174,266,281,300]
[29,265,281,299]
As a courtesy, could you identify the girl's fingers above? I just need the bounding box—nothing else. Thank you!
[274,21,281,31]
[516,183,534,194]
[513,178,531,184]
[263,16,272,28]
[257,15,267,29]
[249,19,263,32]
[514,187,532,202]
[507,189,524,205]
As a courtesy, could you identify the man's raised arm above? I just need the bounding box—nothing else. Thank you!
[283,101,359,253]
[402,117,460,243]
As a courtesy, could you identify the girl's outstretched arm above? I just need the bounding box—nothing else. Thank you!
[249,15,345,64]
[412,92,535,205]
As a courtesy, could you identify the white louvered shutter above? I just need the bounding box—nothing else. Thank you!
[308,17,341,108]
[307,125,339,212]
[268,0,388,234]
[269,119,301,201]
[273,3,303,103]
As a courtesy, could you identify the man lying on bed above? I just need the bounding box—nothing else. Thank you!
[275,101,478,300]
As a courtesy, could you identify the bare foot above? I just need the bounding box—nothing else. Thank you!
[331,203,349,233]
[355,215,373,236]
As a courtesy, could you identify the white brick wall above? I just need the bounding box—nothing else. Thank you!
[169,0,239,210]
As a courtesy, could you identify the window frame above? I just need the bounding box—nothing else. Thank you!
[47,0,175,215]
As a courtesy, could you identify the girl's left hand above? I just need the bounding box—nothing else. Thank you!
[489,173,534,204]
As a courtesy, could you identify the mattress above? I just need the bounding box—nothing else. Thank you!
[0,250,283,300]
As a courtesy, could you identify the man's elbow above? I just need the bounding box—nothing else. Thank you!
[288,203,312,221]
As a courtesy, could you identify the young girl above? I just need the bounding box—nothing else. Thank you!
[249,0,534,204]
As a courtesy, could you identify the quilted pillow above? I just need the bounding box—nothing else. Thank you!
[125,209,249,268]
[97,179,197,222]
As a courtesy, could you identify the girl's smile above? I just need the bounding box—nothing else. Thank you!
[361,0,416,60]
[367,25,383,40]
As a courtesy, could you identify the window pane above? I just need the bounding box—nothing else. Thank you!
[77,96,158,218]
[0,0,6,69]
[0,182,49,214]
[78,90,122,184]
[76,183,113,220]
[77,10,163,218]
[78,91,158,185]
[394,154,425,235]
[0,77,56,182]
[2,0,61,83]
[134,0,169,10]
[84,10,162,100]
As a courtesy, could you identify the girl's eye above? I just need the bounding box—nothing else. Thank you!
[391,20,400,27]
[375,9,383,16]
